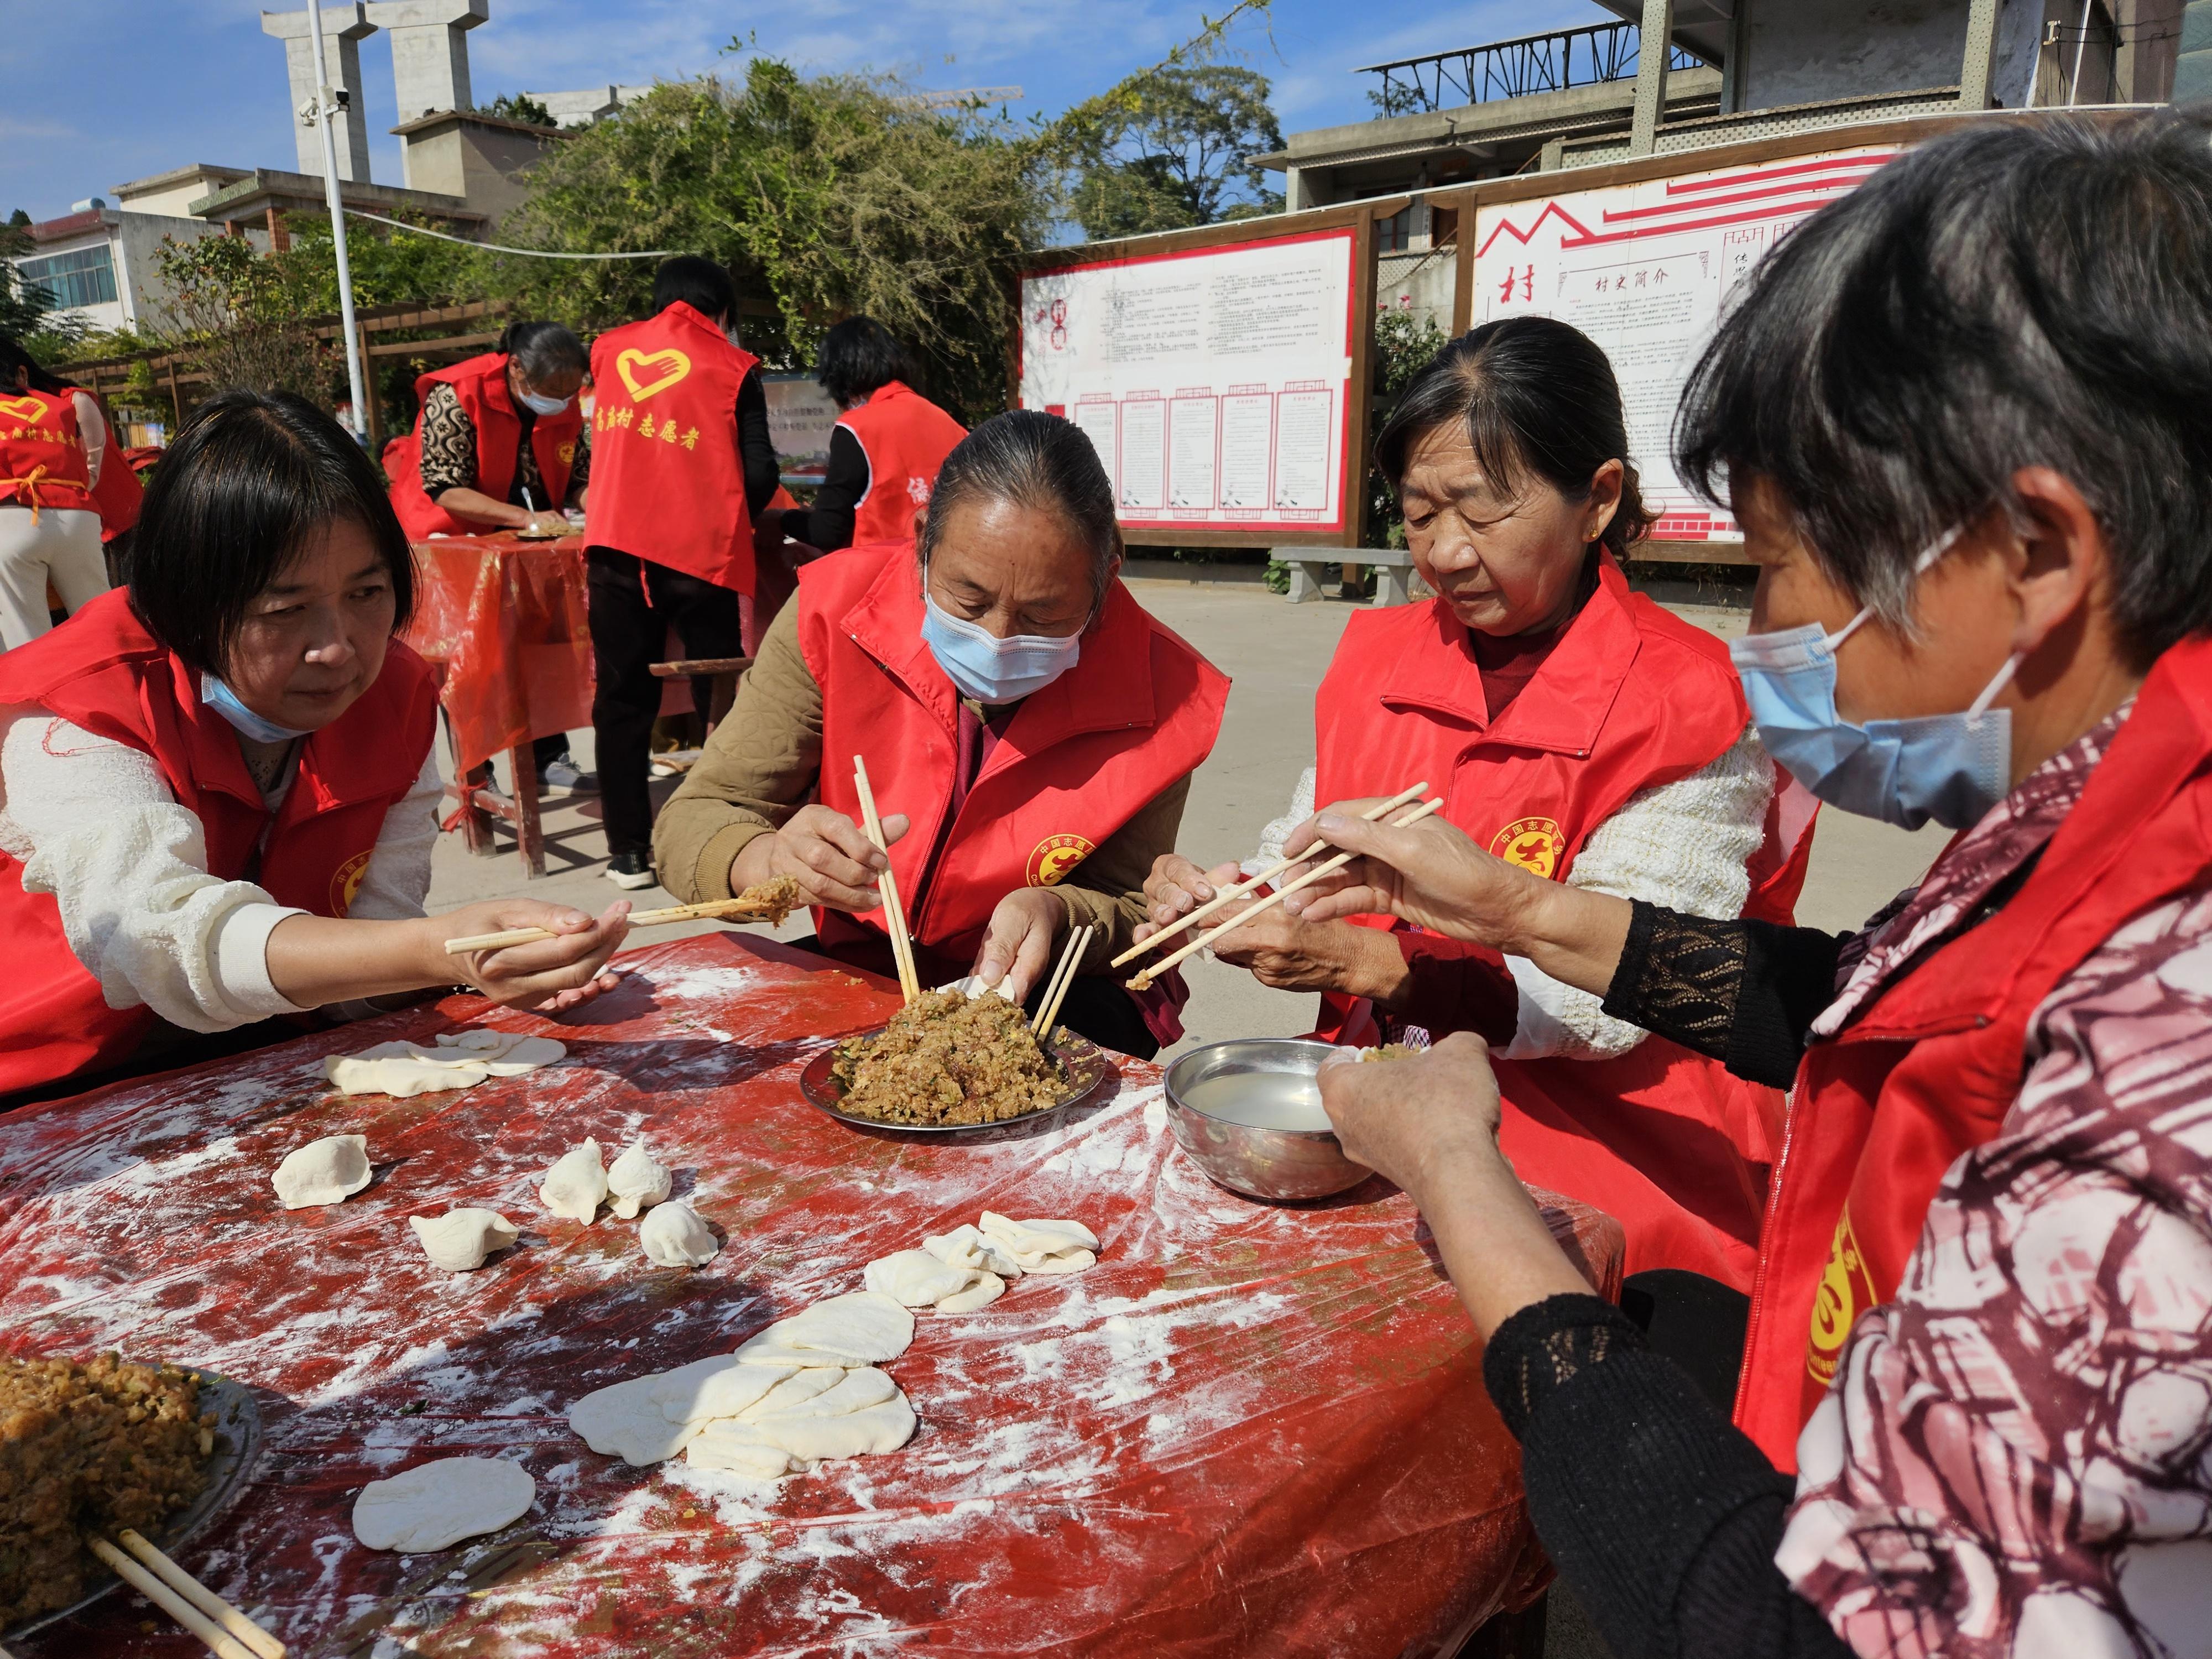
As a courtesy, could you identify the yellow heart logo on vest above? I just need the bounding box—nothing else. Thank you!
[1026,833,1095,888]
[1489,816,1563,880]
[615,348,691,402]
[0,395,46,422]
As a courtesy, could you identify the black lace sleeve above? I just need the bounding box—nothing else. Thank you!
[1599,902,1849,1089]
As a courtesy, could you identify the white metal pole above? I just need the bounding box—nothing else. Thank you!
[304,2,369,438]
[2067,1,2094,106]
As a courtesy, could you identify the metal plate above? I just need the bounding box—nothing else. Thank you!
[799,1029,1111,1139]
[2,1369,265,1643]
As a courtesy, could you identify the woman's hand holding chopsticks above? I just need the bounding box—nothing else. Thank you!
[727,804,910,915]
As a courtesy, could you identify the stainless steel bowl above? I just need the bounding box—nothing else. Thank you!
[1164,1038,1372,1203]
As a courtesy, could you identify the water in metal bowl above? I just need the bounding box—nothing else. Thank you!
[1164,1038,1372,1203]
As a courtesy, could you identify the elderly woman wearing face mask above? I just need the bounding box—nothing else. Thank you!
[651,410,1230,1057]
[1290,114,2212,1659]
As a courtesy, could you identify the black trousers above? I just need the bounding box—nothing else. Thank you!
[586,547,746,857]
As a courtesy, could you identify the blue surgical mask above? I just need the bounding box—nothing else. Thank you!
[200,674,314,744]
[517,388,571,418]
[920,591,1084,703]
[1729,528,2020,831]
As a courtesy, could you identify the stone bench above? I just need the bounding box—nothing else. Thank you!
[1279,545,1422,607]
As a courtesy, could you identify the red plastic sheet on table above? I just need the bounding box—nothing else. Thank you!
[404,533,595,777]
[0,934,1623,1659]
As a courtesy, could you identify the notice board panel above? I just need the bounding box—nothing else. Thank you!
[1019,227,1360,543]
[1471,144,1898,544]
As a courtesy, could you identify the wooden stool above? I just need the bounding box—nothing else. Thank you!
[648,656,753,774]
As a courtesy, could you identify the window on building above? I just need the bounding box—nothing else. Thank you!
[17,245,118,310]
[1375,206,1415,254]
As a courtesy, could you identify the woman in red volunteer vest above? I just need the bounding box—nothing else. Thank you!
[383,321,593,795]
[1289,116,2212,1658]
[760,316,967,555]
[0,336,111,649]
[0,390,632,1107]
[1140,320,1810,1296]
[653,410,1228,1058]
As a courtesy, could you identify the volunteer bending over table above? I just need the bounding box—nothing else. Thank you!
[1303,114,2212,1658]
[0,391,630,1107]
[1140,319,1807,1301]
[654,410,1228,1058]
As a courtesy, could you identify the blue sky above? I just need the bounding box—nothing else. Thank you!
[4,0,1609,223]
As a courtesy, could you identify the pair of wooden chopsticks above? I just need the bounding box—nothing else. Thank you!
[87,1529,284,1659]
[852,755,921,1005]
[444,891,787,955]
[1128,795,1446,990]
[1032,926,1093,1039]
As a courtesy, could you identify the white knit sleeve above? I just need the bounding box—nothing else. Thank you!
[1246,765,1317,875]
[72,392,106,490]
[0,712,308,1030]
[1501,726,1775,1061]
[343,749,442,921]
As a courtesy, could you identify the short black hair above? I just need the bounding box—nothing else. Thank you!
[0,336,69,395]
[1676,112,2212,666]
[130,390,416,676]
[816,317,914,407]
[651,256,736,325]
[920,410,1120,605]
[498,319,587,383]
[1373,317,1650,562]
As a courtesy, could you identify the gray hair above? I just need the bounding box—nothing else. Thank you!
[499,320,588,384]
[918,410,1121,606]
[1675,112,2212,666]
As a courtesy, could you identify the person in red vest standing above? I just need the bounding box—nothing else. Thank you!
[0,337,111,648]
[1139,319,1813,1303]
[1291,115,2212,1657]
[761,316,967,556]
[651,410,1229,1057]
[583,257,781,890]
[0,390,632,1107]
[383,320,594,795]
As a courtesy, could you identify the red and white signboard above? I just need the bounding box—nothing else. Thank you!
[1019,228,1358,536]
[1473,146,1897,543]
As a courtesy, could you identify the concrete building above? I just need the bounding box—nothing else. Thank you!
[526,85,653,128]
[8,202,234,335]
[260,3,377,182]
[388,108,566,221]
[364,0,489,122]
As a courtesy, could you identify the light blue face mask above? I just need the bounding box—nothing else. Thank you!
[200,674,314,744]
[1729,528,2021,832]
[516,387,572,418]
[920,590,1084,704]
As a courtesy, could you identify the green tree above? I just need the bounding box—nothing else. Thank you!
[1365,308,1449,549]
[1067,65,1283,241]
[486,93,556,128]
[150,232,332,399]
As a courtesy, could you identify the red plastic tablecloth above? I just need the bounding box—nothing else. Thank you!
[403,533,595,778]
[0,933,1623,1658]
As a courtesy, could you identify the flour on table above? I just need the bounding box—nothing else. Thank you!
[607,1141,672,1219]
[639,1201,718,1267]
[865,1248,1004,1313]
[979,1212,1099,1275]
[538,1138,607,1224]
[272,1134,371,1209]
[325,1030,565,1097]
[351,1455,536,1551]
[408,1208,518,1271]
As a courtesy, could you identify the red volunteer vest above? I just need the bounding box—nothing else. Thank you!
[585,304,759,591]
[56,384,142,539]
[1734,635,2212,1471]
[835,382,967,547]
[1314,556,1804,1288]
[0,591,437,1099]
[797,541,1230,978]
[383,353,583,542]
[0,386,93,514]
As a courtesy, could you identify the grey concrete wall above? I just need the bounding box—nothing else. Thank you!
[1736,0,1972,108]
[2176,0,2212,101]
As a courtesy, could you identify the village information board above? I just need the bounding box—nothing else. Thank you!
[1019,228,1358,539]
[1472,145,1894,544]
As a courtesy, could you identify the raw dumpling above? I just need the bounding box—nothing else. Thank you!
[409,1208,518,1271]
[687,1368,915,1475]
[732,1291,914,1367]
[273,1135,372,1209]
[607,1142,672,1219]
[865,1249,1004,1313]
[539,1139,608,1225]
[925,1223,1022,1279]
[352,1456,535,1551]
[979,1212,1099,1275]
[325,1030,565,1098]
[639,1202,718,1267]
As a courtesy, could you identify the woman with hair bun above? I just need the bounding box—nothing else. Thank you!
[0,390,629,1105]
[1141,317,1811,1313]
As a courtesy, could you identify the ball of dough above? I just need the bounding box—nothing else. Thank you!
[606,1142,671,1220]
[351,1456,535,1552]
[639,1202,718,1267]
[273,1134,372,1210]
[538,1139,608,1225]
[409,1208,519,1271]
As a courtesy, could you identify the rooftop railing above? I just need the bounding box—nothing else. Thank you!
[1356,20,1710,116]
